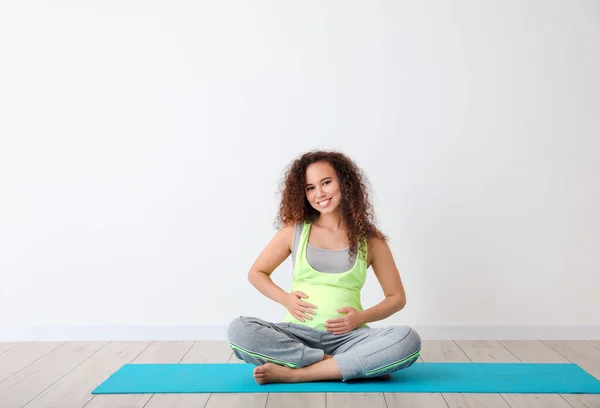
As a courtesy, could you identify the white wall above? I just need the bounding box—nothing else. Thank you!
[1,0,599,340]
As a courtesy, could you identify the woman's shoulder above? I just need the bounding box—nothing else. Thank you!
[278,221,305,250]
[367,234,389,251]
[367,234,386,245]
[280,220,306,231]
[278,222,297,235]
[366,234,389,262]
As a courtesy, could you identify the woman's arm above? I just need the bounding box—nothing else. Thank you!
[247,225,295,305]
[359,237,407,325]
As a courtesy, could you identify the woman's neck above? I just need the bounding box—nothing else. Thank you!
[313,211,344,231]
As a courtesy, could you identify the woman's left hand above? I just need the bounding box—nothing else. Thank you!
[325,307,364,335]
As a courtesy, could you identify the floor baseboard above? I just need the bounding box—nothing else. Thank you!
[1,324,599,341]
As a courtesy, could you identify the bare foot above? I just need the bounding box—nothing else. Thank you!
[253,363,295,384]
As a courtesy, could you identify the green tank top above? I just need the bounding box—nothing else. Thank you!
[281,221,369,331]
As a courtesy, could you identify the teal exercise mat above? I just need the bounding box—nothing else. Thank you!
[92,362,600,394]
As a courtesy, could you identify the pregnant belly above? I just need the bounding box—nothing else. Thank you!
[283,282,363,329]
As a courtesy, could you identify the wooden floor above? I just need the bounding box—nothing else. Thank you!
[0,340,599,408]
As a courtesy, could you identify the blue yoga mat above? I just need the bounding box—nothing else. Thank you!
[92,362,600,394]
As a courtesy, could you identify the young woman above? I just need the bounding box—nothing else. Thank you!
[227,150,421,384]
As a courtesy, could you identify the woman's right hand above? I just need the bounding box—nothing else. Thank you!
[282,291,318,322]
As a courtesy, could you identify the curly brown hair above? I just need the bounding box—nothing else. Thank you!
[275,150,387,261]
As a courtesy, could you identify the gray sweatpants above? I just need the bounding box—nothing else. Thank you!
[227,316,421,381]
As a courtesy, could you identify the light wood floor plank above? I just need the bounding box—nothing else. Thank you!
[266,393,326,408]
[498,341,570,363]
[22,341,151,408]
[420,340,471,362]
[560,393,600,408]
[0,342,64,382]
[385,392,450,408]
[148,393,214,408]
[442,393,510,408]
[133,340,194,363]
[457,340,574,408]
[181,340,233,363]
[455,340,520,363]
[0,342,20,354]
[588,341,600,351]
[204,392,268,408]
[422,340,510,408]
[144,341,232,408]
[500,395,573,408]
[0,341,106,408]
[327,392,387,408]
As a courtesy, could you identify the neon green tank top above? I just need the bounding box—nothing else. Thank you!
[281,221,369,331]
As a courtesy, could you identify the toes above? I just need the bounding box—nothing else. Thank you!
[253,364,272,385]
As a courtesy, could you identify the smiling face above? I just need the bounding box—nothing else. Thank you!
[305,161,342,214]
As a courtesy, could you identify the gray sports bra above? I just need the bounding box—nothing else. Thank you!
[291,223,357,274]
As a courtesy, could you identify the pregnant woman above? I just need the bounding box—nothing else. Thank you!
[227,150,421,384]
